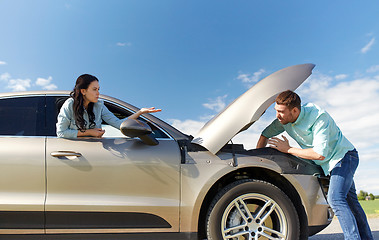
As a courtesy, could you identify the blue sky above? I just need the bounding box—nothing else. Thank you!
[1,0,379,194]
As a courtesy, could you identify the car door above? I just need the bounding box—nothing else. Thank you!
[0,95,46,234]
[44,96,181,234]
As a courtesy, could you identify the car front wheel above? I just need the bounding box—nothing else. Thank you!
[206,179,300,240]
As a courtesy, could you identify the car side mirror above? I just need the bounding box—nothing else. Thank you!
[120,119,159,146]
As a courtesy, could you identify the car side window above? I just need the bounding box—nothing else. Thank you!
[0,96,45,136]
[46,96,169,139]
[103,102,170,139]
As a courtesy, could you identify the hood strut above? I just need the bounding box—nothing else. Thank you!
[230,140,238,167]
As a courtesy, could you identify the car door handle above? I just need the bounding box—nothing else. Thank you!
[51,151,82,158]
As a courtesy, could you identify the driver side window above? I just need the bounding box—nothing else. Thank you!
[48,96,169,139]
[101,102,129,138]
[102,101,169,139]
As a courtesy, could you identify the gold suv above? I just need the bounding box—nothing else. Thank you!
[0,64,332,240]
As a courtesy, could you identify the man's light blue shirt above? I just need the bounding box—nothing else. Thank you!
[56,98,125,139]
[262,103,354,176]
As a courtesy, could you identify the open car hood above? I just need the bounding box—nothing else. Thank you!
[192,63,315,154]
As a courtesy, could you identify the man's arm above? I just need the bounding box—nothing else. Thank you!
[256,135,269,148]
[258,119,285,148]
[268,136,325,160]
[287,146,325,160]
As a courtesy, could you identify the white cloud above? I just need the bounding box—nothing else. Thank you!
[116,42,132,47]
[203,95,228,112]
[237,69,265,87]
[36,76,57,90]
[169,119,205,136]
[1,73,58,91]
[299,75,379,141]
[36,77,51,86]
[0,61,6,65]
[335,74,348,80]
[0,72,11,81]
[297,72,333,106]
[7,78,32,91]
[366,65,379,73]
[361,37,375,53]
[366,32,374,37]
[44,84,58,90]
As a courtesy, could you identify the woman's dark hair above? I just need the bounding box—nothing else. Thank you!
[70,74,98,132]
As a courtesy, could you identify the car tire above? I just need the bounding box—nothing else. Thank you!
[206,179,300,240]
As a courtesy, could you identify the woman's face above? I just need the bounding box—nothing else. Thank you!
[81,81,100,105]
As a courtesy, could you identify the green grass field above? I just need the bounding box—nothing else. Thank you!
[359,199,379,217]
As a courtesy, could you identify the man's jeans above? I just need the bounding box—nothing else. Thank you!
[327,149,373,240]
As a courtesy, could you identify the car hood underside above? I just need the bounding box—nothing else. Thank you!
[192,63,315,154]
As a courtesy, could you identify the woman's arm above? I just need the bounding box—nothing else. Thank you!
[101,104,161,130]
[128,107,161,120]
[57,113,105,138]
[77,128,105,138]
[56,99,79,138]
[56,116,79,138]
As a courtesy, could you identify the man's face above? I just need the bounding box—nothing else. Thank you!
[274,103,298,125]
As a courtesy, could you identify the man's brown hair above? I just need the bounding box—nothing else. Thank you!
[275,90,301,110]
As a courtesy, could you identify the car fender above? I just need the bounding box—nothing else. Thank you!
[179,150,285,233]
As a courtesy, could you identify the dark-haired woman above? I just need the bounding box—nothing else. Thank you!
[56,74,161,138]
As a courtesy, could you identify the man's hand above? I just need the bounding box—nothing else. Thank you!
[268,135,325,160]
[268,135,291,153]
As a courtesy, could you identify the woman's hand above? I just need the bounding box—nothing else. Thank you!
[89,128,106,138]
[129,107,162,120]
[139,107,162,114]
[77,128,105,138]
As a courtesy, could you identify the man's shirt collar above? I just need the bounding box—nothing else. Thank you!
[292,106,304,126]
